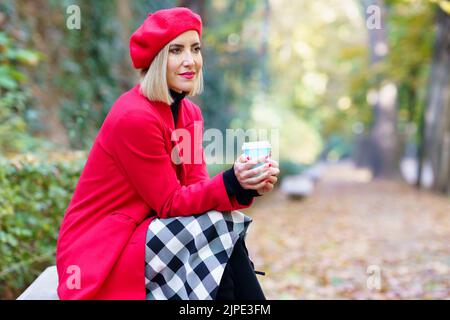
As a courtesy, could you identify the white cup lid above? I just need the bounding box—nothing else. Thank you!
[242,140,272,150]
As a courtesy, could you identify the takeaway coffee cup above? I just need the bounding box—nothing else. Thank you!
[241,141,272,172]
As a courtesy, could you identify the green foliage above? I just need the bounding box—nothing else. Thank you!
[383,0,434,148]
[267,0,436,164]
[267,0,374,149]
[0,32,40,90]
[38,0,263,149]
[320,134,354,161]
[429,0,450,14]
[50,1,129,149]
[206,162,231,178]
[46,0,182,149]
[200,0,264,132]
[35,0,178,150]
[0,153,85,298]
[0,30,44,154]
[278,159,310,182]
[1,1,265,151]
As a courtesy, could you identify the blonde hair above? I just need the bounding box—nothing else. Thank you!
[139,42,204,105]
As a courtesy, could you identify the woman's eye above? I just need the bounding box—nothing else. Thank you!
[170,46,201,54]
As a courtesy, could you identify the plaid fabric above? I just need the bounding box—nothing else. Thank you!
[145,210,252,300]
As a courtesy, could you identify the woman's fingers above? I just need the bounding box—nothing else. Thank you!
[236,154,270,172]
[235,156,258,173]
[261,182,274,192]
[236,161,279,180]
[252,178,270,190]
[234,153,279,191]
[240,166,279,181]
[234,154,247,174]
[240,163,270,179]
[246,171,278,188]
[241,169,272,186]
[266,158,279,169]
[269,167,280,177]
[237,153,247,163]
[266,175,278,184]
[244,159,279,176]
[242,156,267,171]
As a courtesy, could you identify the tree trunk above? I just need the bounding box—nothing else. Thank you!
[423,8,450,194]
[416,92,427,188]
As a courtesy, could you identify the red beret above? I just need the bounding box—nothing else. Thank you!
[129,7,202,69]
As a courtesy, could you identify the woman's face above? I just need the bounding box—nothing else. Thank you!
[166,30,203,93]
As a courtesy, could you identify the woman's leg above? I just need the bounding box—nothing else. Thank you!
[215,236,266,300]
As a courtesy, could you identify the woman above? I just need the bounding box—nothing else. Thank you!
[56,7,279,300]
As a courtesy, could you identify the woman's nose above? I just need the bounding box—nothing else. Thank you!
[182,52,195,66]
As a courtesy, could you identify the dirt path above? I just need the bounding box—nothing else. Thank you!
[244,161,450,299]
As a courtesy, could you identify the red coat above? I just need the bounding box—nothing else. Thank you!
[56,84,253,299]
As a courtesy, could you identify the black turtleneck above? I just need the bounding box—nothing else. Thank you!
[169,89,186,127]
[169,90,260,205]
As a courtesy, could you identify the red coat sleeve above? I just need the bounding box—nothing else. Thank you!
[185,105,210,185]
[111,111,247,219]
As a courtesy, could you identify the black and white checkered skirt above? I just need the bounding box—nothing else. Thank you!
[145,210,252,300]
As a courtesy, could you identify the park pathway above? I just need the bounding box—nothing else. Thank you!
[244,161,450,299]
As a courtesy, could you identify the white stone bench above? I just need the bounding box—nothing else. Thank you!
[302,162,324,183]
[281,174,314,199]
[16,266,59,300]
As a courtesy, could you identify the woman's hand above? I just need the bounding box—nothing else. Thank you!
[233,154,280,195]
[255,158,279,195]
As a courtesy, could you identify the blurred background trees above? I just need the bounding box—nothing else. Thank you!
[423,6,450,193]
[0,0,449,298]
[2,0,448,187]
